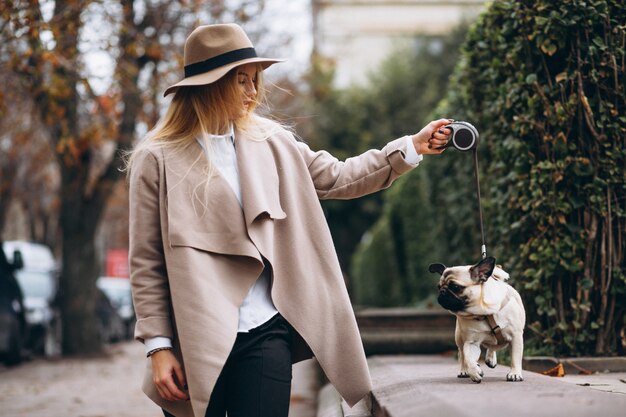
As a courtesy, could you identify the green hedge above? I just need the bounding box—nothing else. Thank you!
[355,0,626,355]
[455,0,626,356]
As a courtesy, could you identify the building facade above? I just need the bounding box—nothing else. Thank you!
[312,0,489,87]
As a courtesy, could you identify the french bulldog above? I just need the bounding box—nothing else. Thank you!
[428,256,525,383]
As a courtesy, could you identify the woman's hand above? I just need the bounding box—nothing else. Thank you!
[151,349,189,401]
[411,119,454,155]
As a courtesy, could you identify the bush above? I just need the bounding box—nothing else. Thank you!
[312,0,625,357]
[362,0,626,355]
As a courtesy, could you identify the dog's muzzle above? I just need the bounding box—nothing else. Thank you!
[437,289,467,312]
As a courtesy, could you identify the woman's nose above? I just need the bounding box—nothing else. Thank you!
[246,80,257,96]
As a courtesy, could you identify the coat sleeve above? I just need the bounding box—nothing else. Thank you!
[128,149,173,343]
[295,136,418,200]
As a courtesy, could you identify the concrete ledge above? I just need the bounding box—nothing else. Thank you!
[360,330,456,355]
[356,308,456,329]
[356,308,456,355]
[367,355,626,417]
[523,356,626,374]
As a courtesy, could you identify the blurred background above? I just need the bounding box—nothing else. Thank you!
[1,0,624,371]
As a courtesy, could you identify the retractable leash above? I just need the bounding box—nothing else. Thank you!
[436,121,488,259]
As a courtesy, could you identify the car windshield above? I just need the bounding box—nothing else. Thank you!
[15,270,55,299]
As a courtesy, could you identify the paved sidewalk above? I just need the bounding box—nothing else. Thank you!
[367,355,626,417]
[560,372,626,395]
[0,341,319,417]
[0,342,157,417]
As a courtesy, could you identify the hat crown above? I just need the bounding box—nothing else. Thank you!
[163,23,282,97]
[184,24,254,66]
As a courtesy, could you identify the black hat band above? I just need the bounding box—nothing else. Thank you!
[184,47,258,78]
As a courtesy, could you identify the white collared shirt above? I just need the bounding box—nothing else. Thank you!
[196,126,280,334]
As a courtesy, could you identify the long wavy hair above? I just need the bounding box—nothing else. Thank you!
[125,63,282,214]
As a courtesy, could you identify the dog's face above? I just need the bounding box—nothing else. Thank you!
[429,257,497,313]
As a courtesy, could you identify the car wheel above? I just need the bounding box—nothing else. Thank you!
[3,318,24,366]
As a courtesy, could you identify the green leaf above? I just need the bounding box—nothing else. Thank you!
[525,73,538,84]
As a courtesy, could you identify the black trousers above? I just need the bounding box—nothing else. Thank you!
[163,313,293,417]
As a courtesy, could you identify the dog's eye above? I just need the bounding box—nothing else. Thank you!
[448,283,460,291]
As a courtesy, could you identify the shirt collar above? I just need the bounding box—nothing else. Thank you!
[206,123,235,142]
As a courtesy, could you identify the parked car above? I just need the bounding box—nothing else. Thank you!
[97,276,135,340]
[96,287,127,343]
[0,241,26,365]
[2,241,62,358]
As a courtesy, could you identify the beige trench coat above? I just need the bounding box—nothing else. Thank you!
[128,123,417,417]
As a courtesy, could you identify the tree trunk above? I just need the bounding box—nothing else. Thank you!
[48,0,104,356]
[0,180,11,236]
[59,225,102,354]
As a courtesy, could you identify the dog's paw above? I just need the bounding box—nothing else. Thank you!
[485,358,497,368]
[506,372,524,382]
[477,364,484,377]
[457,371,470,378]
[467,365,483,383]
[469,372,483,383]
[485,351,497,368]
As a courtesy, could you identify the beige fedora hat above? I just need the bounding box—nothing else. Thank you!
[163,23,284,97]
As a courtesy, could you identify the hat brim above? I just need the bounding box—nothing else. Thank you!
[163,57,285,97]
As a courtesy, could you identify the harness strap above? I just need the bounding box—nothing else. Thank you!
[486,315,506,345]
[468,288,512,345]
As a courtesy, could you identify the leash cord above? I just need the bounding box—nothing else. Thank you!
[473,148,487,259]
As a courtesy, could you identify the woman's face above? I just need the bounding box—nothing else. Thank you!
[233,63,258,119]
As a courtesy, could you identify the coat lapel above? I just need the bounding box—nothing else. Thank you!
[235,128,287,268]
[235,128,287,227]
[163,140,262,262]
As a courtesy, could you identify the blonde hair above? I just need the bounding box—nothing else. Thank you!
[129,63,278,165]
[125,63,285,215]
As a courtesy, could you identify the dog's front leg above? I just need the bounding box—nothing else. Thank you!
[506,334,524,382]
[455,323,469,378]
[462,342,483,383]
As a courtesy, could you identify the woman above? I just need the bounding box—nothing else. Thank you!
[127,23,451,417]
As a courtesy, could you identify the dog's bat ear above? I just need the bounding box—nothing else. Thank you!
[428,263,447,275]
[470,256,496,283]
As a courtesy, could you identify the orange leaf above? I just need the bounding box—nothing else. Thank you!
[543,363,565,377]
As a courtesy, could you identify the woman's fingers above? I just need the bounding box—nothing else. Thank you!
[428,127,451,149]
[427,120,452,150]
[174,364,187,392]
[155,372,189,401]
[151,350,190,401]
[163,374,190,401]
[412,118,454,154]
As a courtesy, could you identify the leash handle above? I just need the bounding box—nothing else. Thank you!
[473,148,487,259]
